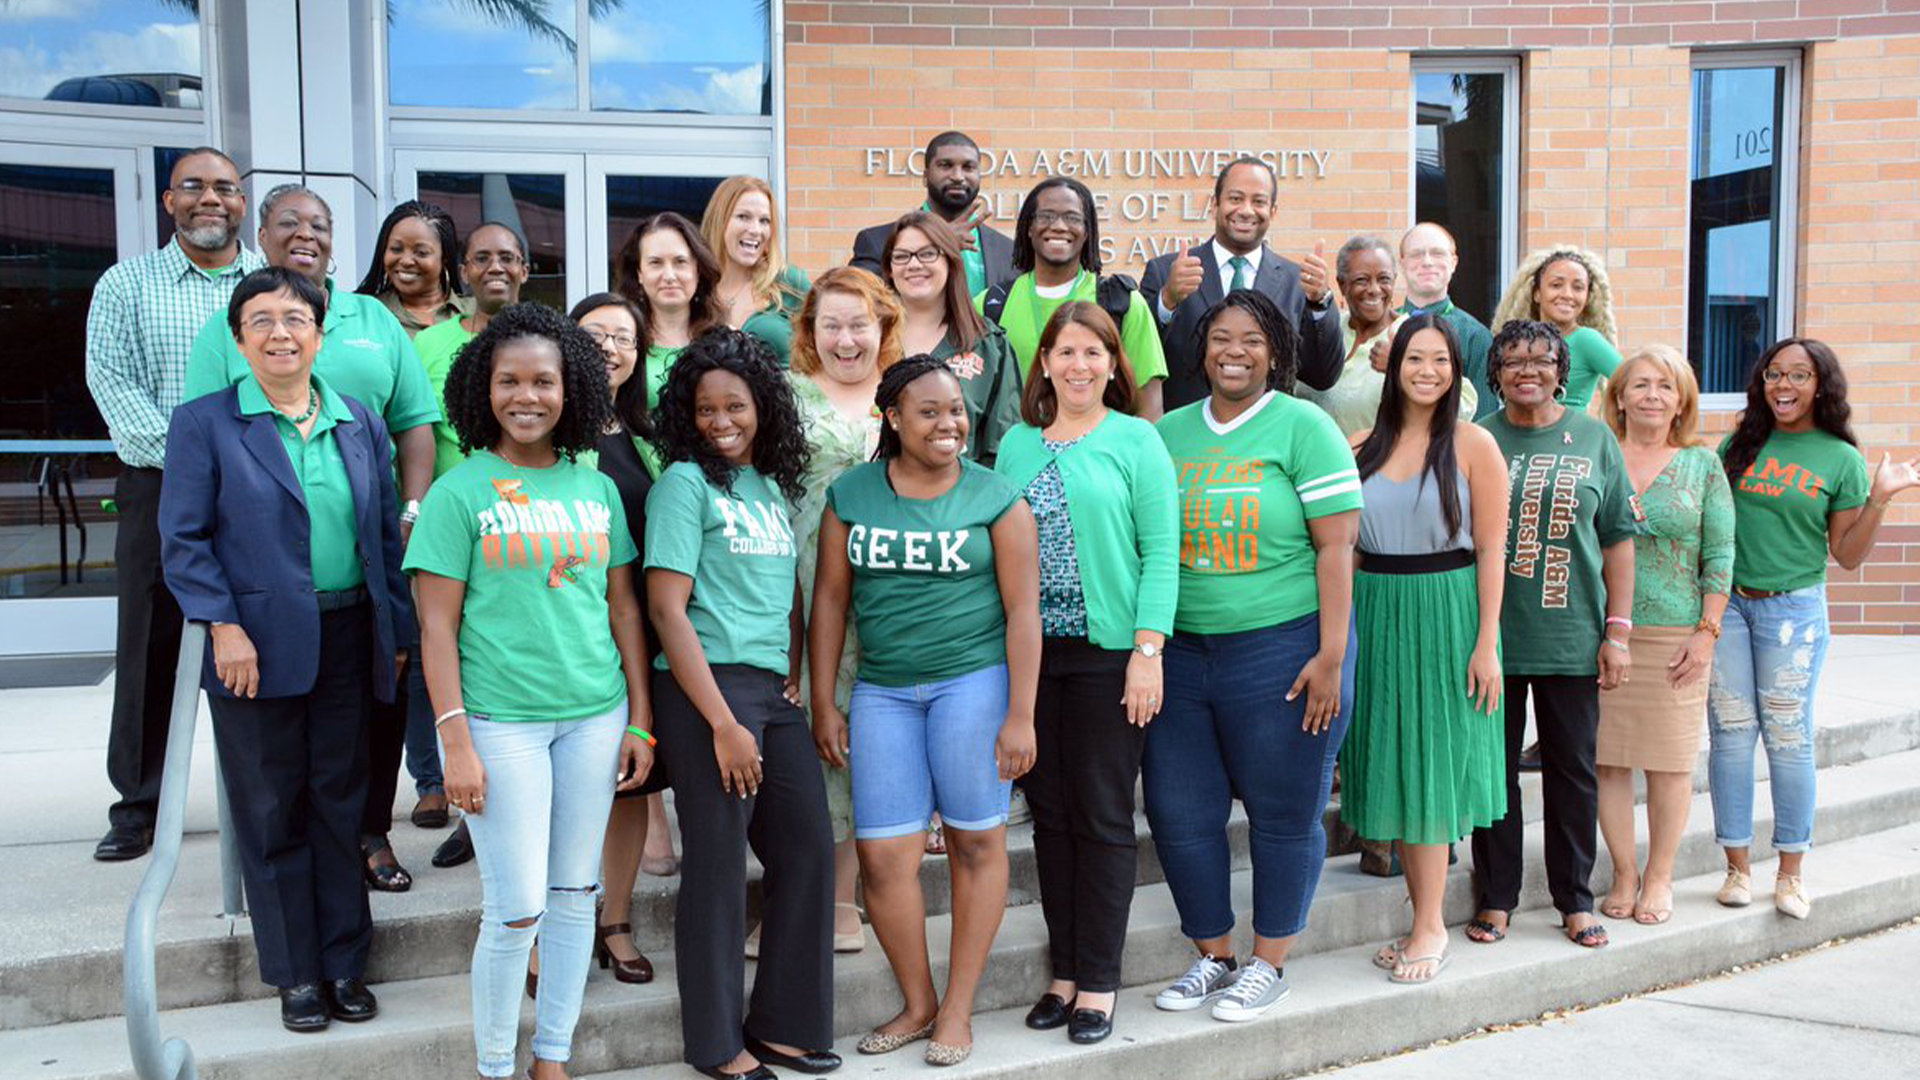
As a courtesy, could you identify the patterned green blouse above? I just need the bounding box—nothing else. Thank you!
[1629,443,1735,626]
[790,373,881,710]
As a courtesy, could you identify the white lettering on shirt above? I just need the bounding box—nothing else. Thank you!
[843,527,974,573]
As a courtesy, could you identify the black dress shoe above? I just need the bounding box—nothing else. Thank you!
[94,825,154,862]
[693,1066,776,1080]
[321,977,378,1022]
[431,819,474,868]
[1068,1006,1113,1044]
[1024,992,1070,1030]
[279,984,329,1033]
[744,1035,842,1074]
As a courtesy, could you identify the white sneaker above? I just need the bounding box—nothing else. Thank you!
[1007,788,1032,826]
[1716,868,1752,907]
[1154,954,1236,1011]
[1774,874,1811,920]
[1210,957,1288,1022]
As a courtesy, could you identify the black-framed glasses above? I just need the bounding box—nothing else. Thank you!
[174,179,243,198]
[583,326,637,350]
[1762,368,1814,388]
[889,247,941,267]
[1033,210,1086,230]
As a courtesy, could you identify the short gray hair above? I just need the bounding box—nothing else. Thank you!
[259,182,332,221]
[1335,234,1395,282]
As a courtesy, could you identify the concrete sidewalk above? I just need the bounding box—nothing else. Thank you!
[1322,920,1920,1079]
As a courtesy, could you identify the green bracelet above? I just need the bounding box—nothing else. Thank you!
[626,725,656,746]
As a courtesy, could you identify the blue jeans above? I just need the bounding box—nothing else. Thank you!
[1143,614,1354,941]
[1708,586,1829,853]
[402,660,443,794]
[850,663,1012,839]
[456,701,626,1077]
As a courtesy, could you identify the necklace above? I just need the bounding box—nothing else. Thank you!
[278,386,319,425]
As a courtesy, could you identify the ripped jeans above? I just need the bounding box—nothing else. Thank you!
[459,701,627,1077]
[1708,588,1828,854]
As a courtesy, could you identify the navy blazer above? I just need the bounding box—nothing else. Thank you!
[850,217,1015,294]
[160,384,415,701]
[1140,241,1346,412]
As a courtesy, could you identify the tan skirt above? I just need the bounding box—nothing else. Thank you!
[1597,624,1709,772]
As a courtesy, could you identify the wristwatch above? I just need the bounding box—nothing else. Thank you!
[399,499,421,526]
[1133,641,1161,659]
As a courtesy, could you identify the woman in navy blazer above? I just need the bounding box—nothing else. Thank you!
[160,266,414,1035]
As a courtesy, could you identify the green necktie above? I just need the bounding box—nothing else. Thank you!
[1227,255,1251,292]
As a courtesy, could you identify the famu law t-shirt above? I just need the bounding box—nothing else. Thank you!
[644,462,798,675]
[1156,390,1363,635]
[403,451,636,722]
[1722,429,1870,593]
[1483,408,1641,676]
[826,458,1022,687]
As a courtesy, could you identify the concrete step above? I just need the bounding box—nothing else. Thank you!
[13,747,1920,1080]
[590,819,1920,1080]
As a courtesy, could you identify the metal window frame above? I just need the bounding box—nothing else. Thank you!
[1407,54,1522,306]
[1689,48,1803,412]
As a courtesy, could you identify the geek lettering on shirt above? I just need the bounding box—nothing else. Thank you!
[846,524,972,572]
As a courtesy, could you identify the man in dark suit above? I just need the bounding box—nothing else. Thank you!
[850,130,1014,296]
[1140,156,1346,411]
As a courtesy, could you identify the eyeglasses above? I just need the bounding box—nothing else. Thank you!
[174,179,243,198]
[1032,211,1086,230]
[1503,357,1558,373]
[582,326,637,350]
[889,247,942,267]
[1762,368,1814,388]
[467,251,524,268]
[243,312,315,335]
[1402,246,1452,263]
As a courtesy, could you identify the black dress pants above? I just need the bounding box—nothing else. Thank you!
[107,467,185,830]
[209,605,376,987]
[361,673,408,839]
[1471,674,1600,916]
[654,664,833,1069]
[1026,636,1142,993]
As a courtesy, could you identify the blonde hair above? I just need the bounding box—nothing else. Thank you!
[790,266,904,378]
[1603,343,1702,448]
[700,175,802,313]
[1492,246,1618,345]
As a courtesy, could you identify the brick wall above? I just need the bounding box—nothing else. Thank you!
[782,1,1920,633]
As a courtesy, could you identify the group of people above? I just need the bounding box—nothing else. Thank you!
[83,134,1920,1080]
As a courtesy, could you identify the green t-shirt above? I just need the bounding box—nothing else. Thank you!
[1722,429,1870,592]
[644,343,684,412]
[412,317,476,479]
[185,280,442,434]
[929,324,1023,463]
[1156,390,1363,635]
[826,458,1022,687]
[644,462,797,675]
[1561,326,1623,410]
[238,373,364,591]
[1483,408,1641,676]
[741,266,811,368]
[979,271,1170,388]
[403,451,637,723]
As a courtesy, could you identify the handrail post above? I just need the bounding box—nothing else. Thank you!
[123,620,211,1080]
[215,758,246,919]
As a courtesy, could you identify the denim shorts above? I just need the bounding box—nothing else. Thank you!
[849,662,1011,839]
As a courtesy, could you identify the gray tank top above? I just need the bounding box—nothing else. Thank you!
[1358,468,1473,555]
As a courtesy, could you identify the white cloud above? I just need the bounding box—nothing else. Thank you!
[590,17,663,64]
[631,63,762,115]
[0,20,198,100]
[0,0,99,21]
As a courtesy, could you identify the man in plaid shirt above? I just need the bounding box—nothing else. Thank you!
[84,147,264,861]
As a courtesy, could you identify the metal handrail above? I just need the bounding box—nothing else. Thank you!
[124,621,247,1080]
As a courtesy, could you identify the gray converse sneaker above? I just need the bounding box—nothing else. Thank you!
[1153,954,1237,1011]
[1210,957,1288,1022]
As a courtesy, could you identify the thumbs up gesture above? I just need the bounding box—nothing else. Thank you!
[1301,239,1333,306]
[1160,236,1209,312]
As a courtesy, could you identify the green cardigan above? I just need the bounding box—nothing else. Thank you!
[995,410,1179,650]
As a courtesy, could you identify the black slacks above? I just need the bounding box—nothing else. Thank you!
[210,604,376,988]
[107,467,185,830]
[655,664,833,1069]
[1026,636,1143,992]
[1471,674,1600,916]
[361,674,408,839]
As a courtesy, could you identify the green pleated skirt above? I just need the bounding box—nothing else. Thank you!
[1339,564,1507,845]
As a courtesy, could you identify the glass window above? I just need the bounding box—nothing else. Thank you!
[604,174,725,285]
[1689,57,1796,396]
[0,0,201,109]
[0,162,122,598]
[388,0,578,110]
[591,2,770,115]
[1411,62,1517,329]
[416,171,568,310]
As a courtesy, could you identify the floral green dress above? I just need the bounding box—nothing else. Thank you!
[1629,444,1735,627]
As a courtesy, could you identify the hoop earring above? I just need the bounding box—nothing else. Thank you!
[327,258,338,277]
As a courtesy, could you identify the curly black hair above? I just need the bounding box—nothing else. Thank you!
[441,301,611,461]
[1012,176,1102,276]
[1486,319,1569,401]
[873,353,964,462]
[1195,289,1300,395]
[1722,337,1857,485]
[649,328,810,503]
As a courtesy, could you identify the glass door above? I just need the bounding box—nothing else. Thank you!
[586,154,764,296]
[393,150,589,311]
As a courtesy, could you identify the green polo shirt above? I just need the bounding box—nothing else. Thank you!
[185,279,442,435]
[238,374,364,591]
[413,317,477,478]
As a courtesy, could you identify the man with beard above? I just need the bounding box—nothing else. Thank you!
[1140,157,1345,411]
[851,131,1014,295]
[85,147,265,861]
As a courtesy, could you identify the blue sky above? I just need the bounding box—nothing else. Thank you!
[0,0,200,103]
